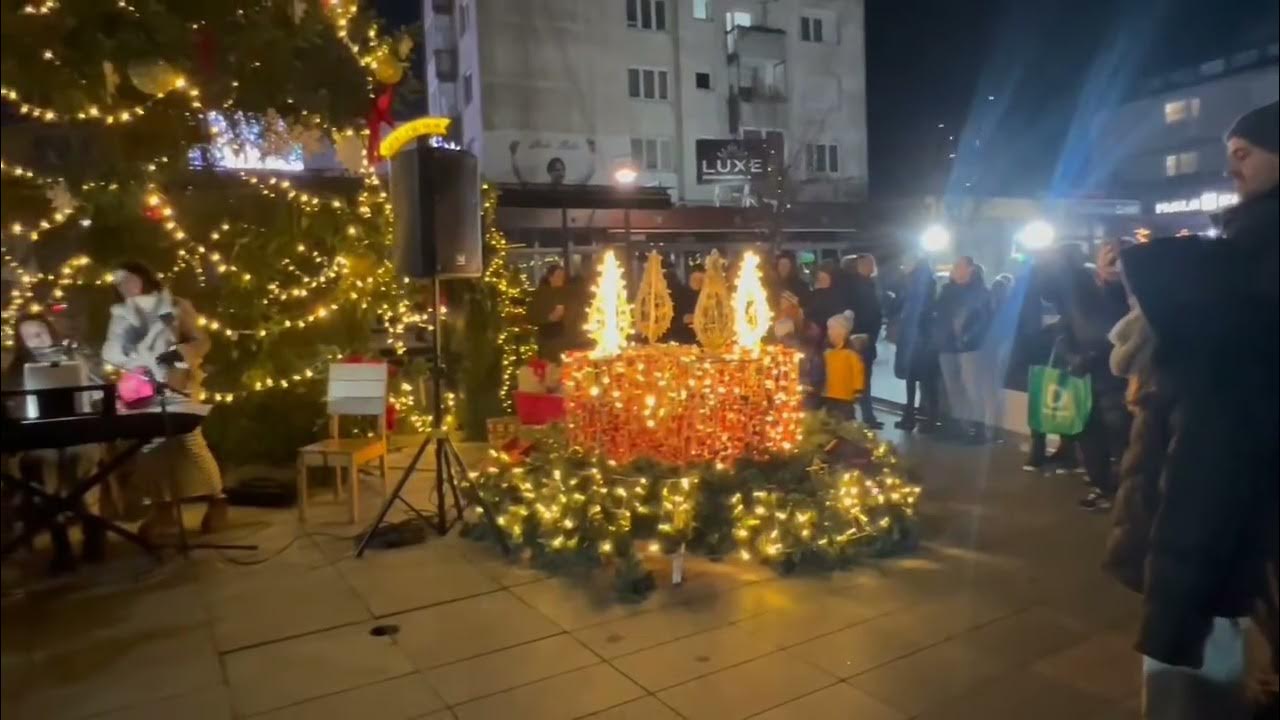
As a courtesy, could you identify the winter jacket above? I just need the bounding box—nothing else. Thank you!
[102,291,210,395]
[1056,269,1129,394]
[529,282,574,361]
[892,265,937,380]
[1103,306,1175,596]
[804,286,850,341]
[669,283,699,344]
[932,280,990,354]
[849,275,883,360]
[1118,185,1279,670]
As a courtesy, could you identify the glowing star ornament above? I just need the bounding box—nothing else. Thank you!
[633,251,674,344]
[693,250,733,353]
[733,251,772,350]
[584,250,633,358]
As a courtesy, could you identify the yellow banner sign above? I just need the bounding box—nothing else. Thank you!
[378,116,452,158]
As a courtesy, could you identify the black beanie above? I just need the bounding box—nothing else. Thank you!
[1226,100,1279,154]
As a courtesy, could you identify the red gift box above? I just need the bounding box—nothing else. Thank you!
[514,392,565,426]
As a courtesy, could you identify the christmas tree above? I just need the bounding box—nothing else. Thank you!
[0,1,425,466]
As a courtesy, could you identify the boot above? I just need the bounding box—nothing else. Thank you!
[200,496,230,534]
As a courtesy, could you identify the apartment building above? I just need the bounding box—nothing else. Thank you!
[423,0,868,206]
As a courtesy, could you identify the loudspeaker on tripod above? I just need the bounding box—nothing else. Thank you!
[388,141,482,279]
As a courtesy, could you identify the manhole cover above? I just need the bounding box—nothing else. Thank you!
[369,624,400,637]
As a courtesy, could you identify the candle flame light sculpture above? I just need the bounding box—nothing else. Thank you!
[562,249,803,465]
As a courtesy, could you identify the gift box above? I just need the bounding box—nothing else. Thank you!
[514,391,565,426]
[517,359,562,394]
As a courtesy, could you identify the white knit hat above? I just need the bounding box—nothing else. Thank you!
[826,310,854,334]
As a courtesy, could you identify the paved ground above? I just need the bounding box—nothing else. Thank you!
[1,422,1149,720]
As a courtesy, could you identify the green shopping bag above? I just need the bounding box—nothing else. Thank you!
[1026,349,1092,436]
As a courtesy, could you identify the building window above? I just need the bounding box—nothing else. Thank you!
[725,10,751,30]
[626,0,667,31]
[431,0,452,14]
[695,71,712,90]
[693,0,711,20]
[805,143,839,174]
[434,50,457,81]
[743,127,784,155]
[627,67,670,100]
[630,137,673,171]
[458,2,470,36]
[1165,151,1198,176]
[463,71,474,107]
[1164,97,1200,124]
[798,13,829,42]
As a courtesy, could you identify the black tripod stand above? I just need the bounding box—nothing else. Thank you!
[355,279,507,558]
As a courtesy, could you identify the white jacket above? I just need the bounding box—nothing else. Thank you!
[102,291,210,395]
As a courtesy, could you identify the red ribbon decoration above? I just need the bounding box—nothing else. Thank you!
[366,86,395,165]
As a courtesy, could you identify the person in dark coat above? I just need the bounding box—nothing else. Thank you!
[668,264,704,344]
[529,264,573,361]
[934,256,992,441]
[892,255,939,431]
[1108,101,1278,719]
[848,254,884,428]
[771,251,810,310]
[1049,240,1133,510]
[803,261,848,350]
[1011,248,1082,471]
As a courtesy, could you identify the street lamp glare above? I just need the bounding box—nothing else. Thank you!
[1017,220,1056,250]
[921,224,951,254]
[614,166,638,185]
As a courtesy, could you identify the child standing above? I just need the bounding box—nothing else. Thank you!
[815,311,866,421]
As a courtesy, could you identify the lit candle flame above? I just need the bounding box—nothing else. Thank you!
[733,251,772,350]
[586,250,633,358]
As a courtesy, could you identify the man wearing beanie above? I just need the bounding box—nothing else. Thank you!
[1110,100,1278,717]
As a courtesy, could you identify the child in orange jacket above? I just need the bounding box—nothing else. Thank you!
[814,311,866,420]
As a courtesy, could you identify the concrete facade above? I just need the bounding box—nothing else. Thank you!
[423,0,869,205]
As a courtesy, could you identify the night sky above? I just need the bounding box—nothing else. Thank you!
[866,0,1280,197]
[375,0,1279,199]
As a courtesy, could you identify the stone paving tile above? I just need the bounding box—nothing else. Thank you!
[571,581,777,658]
[949,605,1089,671]
[89,685,233,720]
[751,683,906,720]
[334,550,501,617]
[784,610,943,678]
[582,696,684,719]
[1032,632,1144,705]
[13,621,222,720]
[206,564,372,652]
[451,664,645,720]
[611,622,780,691]
[423,634,598,705]
[223,623,415,716]
[731,589,890,651]
[390,590,562,669]
[248,673,446,720]
[847,640,1001,717]
[913,668,1127,720]
[655,652,834,720]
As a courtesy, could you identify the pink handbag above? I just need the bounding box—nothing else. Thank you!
[117,369,156,409]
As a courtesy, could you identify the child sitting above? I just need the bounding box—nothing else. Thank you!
[812,311,867,420]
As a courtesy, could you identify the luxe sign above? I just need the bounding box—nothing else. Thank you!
[696,139,771,184]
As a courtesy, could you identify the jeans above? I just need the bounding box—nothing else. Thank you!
[1142,617,1248,720]
[904,362,939,423]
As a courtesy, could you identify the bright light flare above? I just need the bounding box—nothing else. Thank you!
[614,166,638,185]
[1016,220,1056,250]
[585,250,633,358]
[733,251,772,350]
[920,224,951,254]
